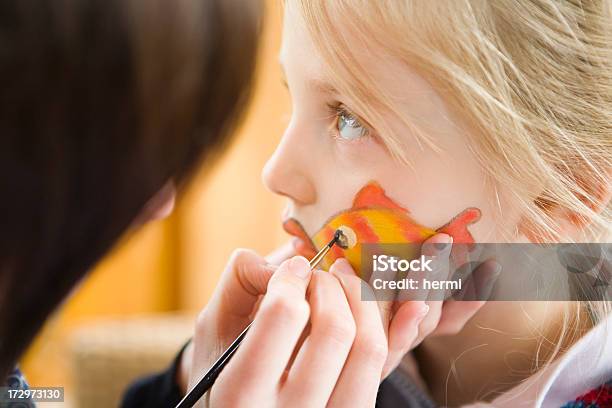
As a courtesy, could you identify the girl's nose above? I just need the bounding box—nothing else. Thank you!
[262,128,317,206]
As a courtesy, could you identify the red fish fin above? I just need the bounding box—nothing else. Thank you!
[436,207,481,243]
[352,181,408,212]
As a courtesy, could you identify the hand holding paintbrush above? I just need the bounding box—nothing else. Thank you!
[176,230,476,407]
[177,229,355,407]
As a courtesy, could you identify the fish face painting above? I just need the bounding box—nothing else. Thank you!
[283,181,481,275]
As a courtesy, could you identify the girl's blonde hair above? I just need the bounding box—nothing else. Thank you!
[292,0,611,380]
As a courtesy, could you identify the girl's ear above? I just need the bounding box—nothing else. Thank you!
[519,175,611,243]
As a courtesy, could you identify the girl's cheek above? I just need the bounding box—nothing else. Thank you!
[332,136,389,172]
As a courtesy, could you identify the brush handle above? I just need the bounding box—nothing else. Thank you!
[175,322,252,408]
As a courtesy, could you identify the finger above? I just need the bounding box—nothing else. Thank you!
[200,249,276,339]
[473,259,501,300]
[384,300,429,377]
[327,259,388,407]
[432,260,501,336]
[368,257,398,337]
[421,234,454,297]
[397,234,453,303]
[449,261,479,301]
[282,270,356,407]
[247,294,264,321]
[393,234,450,348]
[220,256,312,393]
[266,241,296,265]
[412,300,442,348]
[421,233,453,257]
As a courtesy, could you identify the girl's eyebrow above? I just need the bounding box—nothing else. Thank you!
[279,59,338,95]
[307,77,338,95]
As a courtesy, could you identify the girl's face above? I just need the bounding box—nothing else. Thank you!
[264,4,524,258]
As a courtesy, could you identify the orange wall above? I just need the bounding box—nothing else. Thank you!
[177,0,288,309]
[21,0,288,394]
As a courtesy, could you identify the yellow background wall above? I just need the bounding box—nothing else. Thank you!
[21,0,288,396]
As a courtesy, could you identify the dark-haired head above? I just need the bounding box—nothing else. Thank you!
[0,0,261,377]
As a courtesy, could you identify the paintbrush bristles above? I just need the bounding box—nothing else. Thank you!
[335,226,357,249]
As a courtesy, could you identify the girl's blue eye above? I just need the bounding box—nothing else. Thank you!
[337,109,368,140]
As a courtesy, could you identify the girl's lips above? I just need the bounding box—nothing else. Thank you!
[282,218,318,259]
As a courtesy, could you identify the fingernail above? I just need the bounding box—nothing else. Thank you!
[331,258,353,275]
[492,262,502,277]
[434,235,453,251]
[416,303,429,322]
[289,256,311,279]
[486,262,502,285]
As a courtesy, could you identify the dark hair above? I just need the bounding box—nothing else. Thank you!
[0,0,261,378]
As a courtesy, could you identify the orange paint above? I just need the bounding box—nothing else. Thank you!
[283,181,481,276]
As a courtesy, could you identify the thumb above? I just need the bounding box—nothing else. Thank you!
[207,249,276,329]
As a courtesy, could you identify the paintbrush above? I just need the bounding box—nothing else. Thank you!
[175,227,357,408]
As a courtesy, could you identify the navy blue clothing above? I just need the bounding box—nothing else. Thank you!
[4,366,34,408]
[121,341,190,408]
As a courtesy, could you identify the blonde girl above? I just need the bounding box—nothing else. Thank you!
[257,0,612,406]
